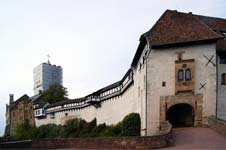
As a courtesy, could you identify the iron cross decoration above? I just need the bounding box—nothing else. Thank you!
[203,55,216,67]
[199,82,206,90]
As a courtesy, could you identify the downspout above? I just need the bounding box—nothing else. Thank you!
[216,52,218,118]
[145,37,151,136]
[145,55,148,136]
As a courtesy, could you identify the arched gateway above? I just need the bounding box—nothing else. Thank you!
[160,94,203,128]
[166,104,194,127]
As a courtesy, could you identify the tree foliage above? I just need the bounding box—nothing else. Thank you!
[89,123,106,137]
[13,113,141,140]
[41,83,68,104]
[33,124,61,139]
[121,113,141,136]
[14,120,36,140]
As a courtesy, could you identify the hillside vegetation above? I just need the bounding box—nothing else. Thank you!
[13,113,141,140]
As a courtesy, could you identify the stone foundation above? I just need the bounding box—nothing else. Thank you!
[32,134,173,149]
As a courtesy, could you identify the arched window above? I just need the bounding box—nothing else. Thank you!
[185,69,191,81]
[221,73,226,85]
[178,69,183,81]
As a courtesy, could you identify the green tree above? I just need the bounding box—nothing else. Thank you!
[42,83,68,104]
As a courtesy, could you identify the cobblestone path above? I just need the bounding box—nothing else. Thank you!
[163,127,226,149]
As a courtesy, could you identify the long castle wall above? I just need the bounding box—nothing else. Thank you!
[35,45,148,135]
[35,43,219,136]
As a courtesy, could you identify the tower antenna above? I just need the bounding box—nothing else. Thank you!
[47,54,50,64]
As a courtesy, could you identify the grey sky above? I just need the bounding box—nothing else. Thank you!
[0,0,225,136]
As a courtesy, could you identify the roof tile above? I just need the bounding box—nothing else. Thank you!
[146,10,223,47]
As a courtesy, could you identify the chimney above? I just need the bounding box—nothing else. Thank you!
[9,94,14,104]
[188,12,193,15]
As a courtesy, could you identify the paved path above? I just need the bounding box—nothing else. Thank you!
[163,127,226,149]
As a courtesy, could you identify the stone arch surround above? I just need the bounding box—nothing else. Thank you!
[160,94,203,127]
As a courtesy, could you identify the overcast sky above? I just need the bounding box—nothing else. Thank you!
[0,0,225,136]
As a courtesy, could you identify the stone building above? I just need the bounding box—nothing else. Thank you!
[34,10,226,136]
[5,94,35,136]
[33,61,63,95]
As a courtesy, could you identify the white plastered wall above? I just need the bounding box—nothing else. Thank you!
[35,46,148,135]
[217,54,226,120]
[146,43,216,135]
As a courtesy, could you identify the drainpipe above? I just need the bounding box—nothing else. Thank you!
[145,38,151,136]
[145,55,148,136]
[216,53,218,118]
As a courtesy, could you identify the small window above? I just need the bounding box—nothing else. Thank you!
[223,32,226,37]
[221,73,226,85]
[162,81,166,87]
[185,69,191,81]
[220,55,226,64]
[65,113,68,116]
[178,69,183,81]
[178,53,182,60]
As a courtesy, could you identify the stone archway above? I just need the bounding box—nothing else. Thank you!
[160,94,203,127]
[166,103,194,127]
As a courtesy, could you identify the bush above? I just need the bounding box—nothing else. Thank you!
[62,118,96,138]
[121,113,141,136]
[89,123,106,137]
[111,122,122,136]
[12,113,140,139]
[33,124,61,139]
[15,121,36,140]
[62,118,80,137]
[100,122,122,137]
[79,118,97,137]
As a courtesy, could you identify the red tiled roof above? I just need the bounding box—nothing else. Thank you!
[145,10,223,47]
[197,15,226,32]
[217,39,226,51]
[131,10,226,67]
